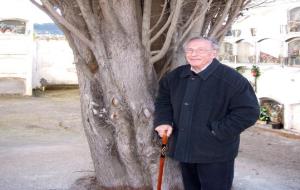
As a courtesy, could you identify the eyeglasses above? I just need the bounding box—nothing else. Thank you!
[184,48,214,55]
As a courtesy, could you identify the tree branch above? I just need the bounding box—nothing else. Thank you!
[181,0,201,31]
[150,11,174,44]
[149,0,168,33]
[186,0,211,38]
[76,0,112,65]
[31,0,97,76]
[150,0,183,64]
[210,0,234,38]
[31,0,94,50]
[141,0,152,52]
[246,0,272,9]
[215,0,245,40]
[151,50,160,56]
[75,0,101,40]
[201,0,225,36]
[158,55,172,80]
[178,0,212,44]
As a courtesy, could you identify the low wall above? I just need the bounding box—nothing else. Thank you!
[32,37,77,88]
[0,35,77,95]
[225,63,300,132]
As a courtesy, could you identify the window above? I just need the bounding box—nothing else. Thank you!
[225,29,241,37]
[219,42,234,62]
[288,39,300,66]
[288,7,300,32]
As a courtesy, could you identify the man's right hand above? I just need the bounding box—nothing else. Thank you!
[155,124,173,138]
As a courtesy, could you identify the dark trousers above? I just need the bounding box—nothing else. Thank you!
[180,160,234,190]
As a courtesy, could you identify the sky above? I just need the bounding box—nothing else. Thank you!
[0,0,53,23]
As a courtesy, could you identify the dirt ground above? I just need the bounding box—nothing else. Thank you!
[0,89,300,190]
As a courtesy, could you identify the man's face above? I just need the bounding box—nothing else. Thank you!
[184,39,217,68]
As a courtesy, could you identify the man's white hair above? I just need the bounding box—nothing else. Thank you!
[183,36,219,50]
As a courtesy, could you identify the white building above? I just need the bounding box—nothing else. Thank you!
[0,18,34,95]
[221,0,300,132]
[0,19,77,96]
[0,0,77,96]
[221,0,300,65]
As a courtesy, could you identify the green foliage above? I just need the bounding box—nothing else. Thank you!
[259,106,270,121]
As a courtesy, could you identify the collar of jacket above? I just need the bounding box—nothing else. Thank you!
[179,58,220,80]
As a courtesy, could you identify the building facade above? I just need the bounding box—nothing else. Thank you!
[221,0,300,132]
[221,0,300,66]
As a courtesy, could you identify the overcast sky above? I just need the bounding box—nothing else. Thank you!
[0,0,53,23]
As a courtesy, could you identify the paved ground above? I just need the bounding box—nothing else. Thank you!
[0,89,300,190]
[234,126,300,190]
[0,90,94,190]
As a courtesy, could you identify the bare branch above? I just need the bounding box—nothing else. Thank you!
[149,0,168,33]
[151,50,160,56]
[150,0,183,64]
[246,0,273,9]
[142,0,152,52]
[31,0,98,76]
[210,0,234,38]
[30,0,44,10]
[158,55,172,80]
[31,0,94,50]
[76,0,114,66]
[202,0,230,37]
[75,0,101,41]
[178,0,212,44]
[150,11,174,44]
[215,0,245,40]
[181,1,201,31]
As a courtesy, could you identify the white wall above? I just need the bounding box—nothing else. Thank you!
[0,35,77,95]
[225,63,300,132]
[32,38,77,88]
[227,1,300,63]
[0,34,33,95]
[291,104,300,131]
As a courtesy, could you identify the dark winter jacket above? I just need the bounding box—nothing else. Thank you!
[154,59,260,163]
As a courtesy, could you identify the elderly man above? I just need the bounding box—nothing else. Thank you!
[154,37,260,190]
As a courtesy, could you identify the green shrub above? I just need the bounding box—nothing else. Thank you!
[259,106,270,121]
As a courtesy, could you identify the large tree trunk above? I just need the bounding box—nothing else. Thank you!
[31,0,252,189]
[70,4,181,189]
[62,1,183,189]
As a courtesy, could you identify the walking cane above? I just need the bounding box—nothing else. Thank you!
[157,131,168,190]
